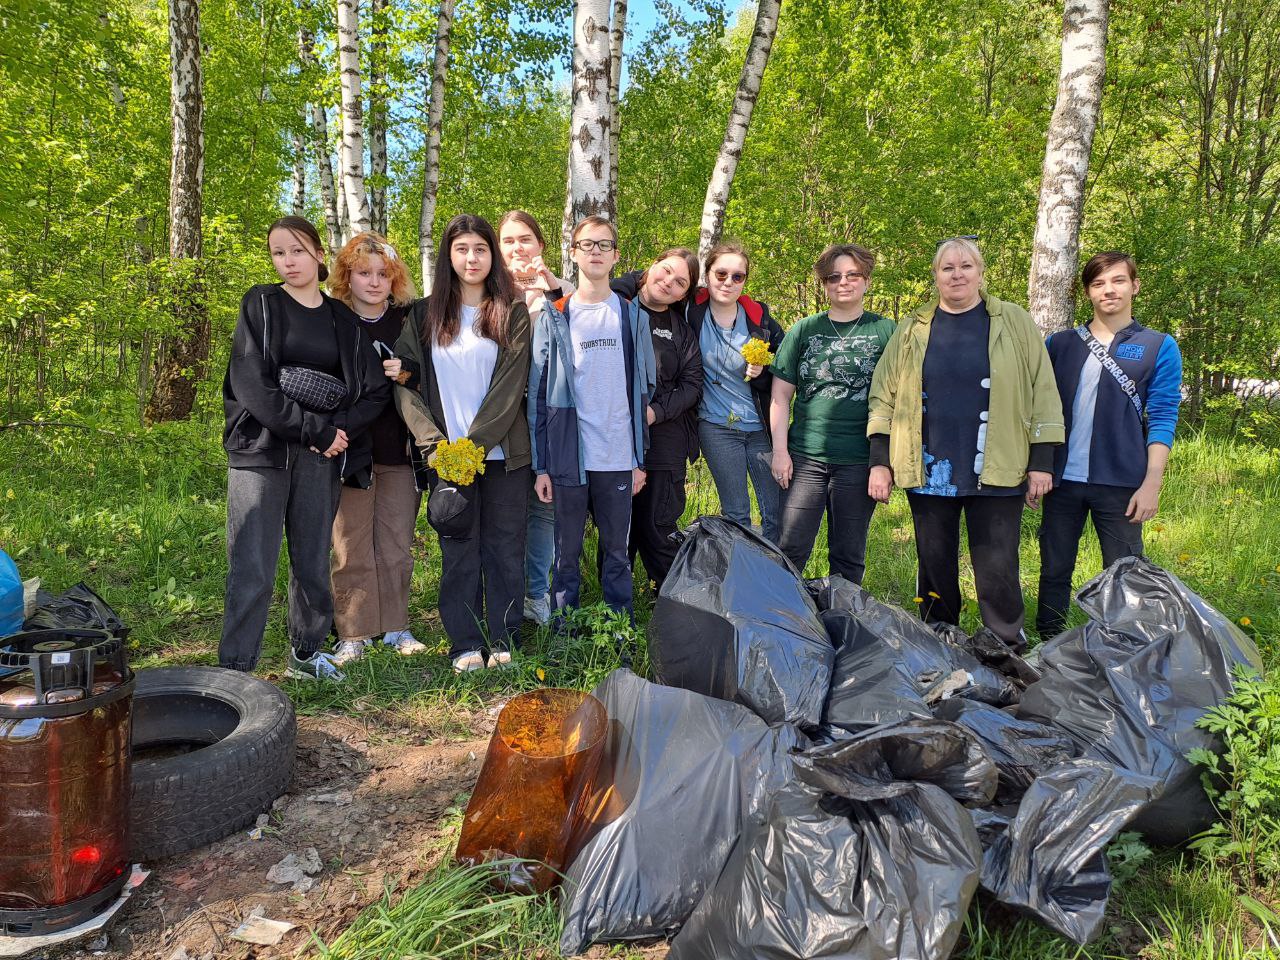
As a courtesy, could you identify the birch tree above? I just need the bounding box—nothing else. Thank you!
[337,0,371,234]
[418,0,456,290]
[568,0,612,227]
[697,0,782,263]
[299,27,341,251]
[1027,0,1110,334]
[607,0,627,219]
[146,0,206,423]
[291,130,306,215]
[368,0,389,235]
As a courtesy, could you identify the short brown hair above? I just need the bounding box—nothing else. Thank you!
[1081,251,1137,287]
[814,243,875,280]
[571,215,617,245]
[704,241,750,280]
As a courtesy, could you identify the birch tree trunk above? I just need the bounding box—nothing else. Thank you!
[568,0,612,227]
[146,0,207,423]
[1028,0,1110,334]
[607,0,627,219]
[368,0,388,235]
[560,147,574,275]
[337,161,350,247]
[337,0,371,234]
[291,130,306,215]
[697,0,782,263]
[298,27,341,252]
[418,0,456,291]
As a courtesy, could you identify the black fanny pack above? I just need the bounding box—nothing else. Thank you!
[278,366,346,412]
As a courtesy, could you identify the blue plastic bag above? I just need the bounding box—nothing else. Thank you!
[0,549,21,636]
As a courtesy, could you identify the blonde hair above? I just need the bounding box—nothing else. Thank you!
[931,237,985,276]
[329,232,417,307]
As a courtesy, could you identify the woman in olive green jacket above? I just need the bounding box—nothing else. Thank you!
[865,238,1063,649]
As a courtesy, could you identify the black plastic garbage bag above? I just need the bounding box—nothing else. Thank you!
[1017,556,1262,845]
[932,623,1042,688]
[809,577,1018,708]
[558,669,809,956]
[24,582,128,638]
[974,758,1156,943]
[668,720,993,960]
[820,608,933,734]
[649,517,834,726]
[933,699,1079,805]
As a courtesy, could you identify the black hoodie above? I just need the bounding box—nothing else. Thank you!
[222,283,390,486]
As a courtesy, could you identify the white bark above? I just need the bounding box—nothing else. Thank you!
[368,0,388,235]
[168,0,203,263]
[560,150,574,278]
[337,0,371,234]
[298,28,341,251]
[337,158,351,247]
[291,130,306,216]
[1028,0,1110,334]
[697,0,782,263]
[569,0,612,226]
[607,0,627,218]
[418,0,456,291]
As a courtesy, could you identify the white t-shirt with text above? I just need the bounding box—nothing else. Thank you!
[569,294,633,471]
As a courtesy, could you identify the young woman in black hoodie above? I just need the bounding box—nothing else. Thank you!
[610,248,704,587]
[220,216,389,681]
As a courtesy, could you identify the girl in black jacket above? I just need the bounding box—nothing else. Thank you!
[219,216,389,681]
[610,248,704,586]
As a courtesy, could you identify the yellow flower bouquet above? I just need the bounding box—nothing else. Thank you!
[432,437,487,486]
[740,337,775,380]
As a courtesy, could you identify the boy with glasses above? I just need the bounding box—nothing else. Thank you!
[528,216,656,618]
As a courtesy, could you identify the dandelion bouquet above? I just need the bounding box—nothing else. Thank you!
[432,437,487,486]
[740,337,775,380]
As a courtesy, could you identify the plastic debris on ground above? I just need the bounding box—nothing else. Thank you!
[557,669,808,955]
[23,582,128,638]
[648,517,834,726]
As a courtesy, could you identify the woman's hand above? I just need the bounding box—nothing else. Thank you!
[868,465,894,503]
[382,357,401,380]
[1025,470,1053,509]
[771,449,792,489]
[632,467,647,496]
[317,428,349,459]
[646,405,657,426]
[745,363,764,380]
[533,255,558,291]
[534,474,554,503]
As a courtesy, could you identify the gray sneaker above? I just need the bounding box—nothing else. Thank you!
[332,639,368,666]
[381,630,427,655]
[287,648,346,682]
[523,593,552,625]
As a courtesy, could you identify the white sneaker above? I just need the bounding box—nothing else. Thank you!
[381,630,427,655]
[452,651,486,674]
[332,639,369,666]
[287,648,346,682]
[489,648,513,668]
[523,594,552,625]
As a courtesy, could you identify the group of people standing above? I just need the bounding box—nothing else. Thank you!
[218,211,1182,682]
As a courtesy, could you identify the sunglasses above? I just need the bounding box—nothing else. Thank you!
[823,270,867,285]
[712,269,747,284]
[573,239,617,252]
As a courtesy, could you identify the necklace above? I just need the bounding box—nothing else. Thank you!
[828,310,864,346]
[357,303,389,323]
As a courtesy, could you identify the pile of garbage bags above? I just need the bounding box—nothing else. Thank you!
[550,517,1262,958]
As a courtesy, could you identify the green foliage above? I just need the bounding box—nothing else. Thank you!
[1109,831,1156,887]
[1190,666,1280,887]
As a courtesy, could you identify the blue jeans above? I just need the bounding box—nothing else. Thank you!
[698,420,779,544]
[525,488,555,600]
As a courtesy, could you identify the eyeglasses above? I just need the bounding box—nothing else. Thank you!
[823,270,867,285]
[936,234,979,247]
[573,239,617,252]
[712,269,747,284]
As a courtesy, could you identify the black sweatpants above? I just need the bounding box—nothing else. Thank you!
[907,491,1026,649]
[553,470,634,615]
[1035,480,1144,638]
[437,465,530,657]
[629,466,687,589]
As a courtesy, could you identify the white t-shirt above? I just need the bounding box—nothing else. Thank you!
[432,305,503,460]
[569,294,633,471]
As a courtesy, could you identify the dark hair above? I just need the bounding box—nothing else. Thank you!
[1081,251,1137,287]
[267,216,328,282]
[704,241,750,280]
[571,215,618,246]
[640,247,700,298]
[423,214,516,349]
[498,210,546,250]
[814,242,875,280]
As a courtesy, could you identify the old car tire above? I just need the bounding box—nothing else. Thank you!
[129,666,296,861]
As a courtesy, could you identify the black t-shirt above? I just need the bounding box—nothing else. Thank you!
[357,304,412,466]
[645,302,700,471]
[913,302,1020,497]
[280,295,341,376]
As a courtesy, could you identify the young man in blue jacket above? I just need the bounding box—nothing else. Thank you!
[528,216,656,617]
[1035,251,1183,637]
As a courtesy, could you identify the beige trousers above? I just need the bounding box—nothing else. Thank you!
[330,463,422,640]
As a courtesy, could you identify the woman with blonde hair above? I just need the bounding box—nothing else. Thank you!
[866,236,1063,650]
[327,232,425,665]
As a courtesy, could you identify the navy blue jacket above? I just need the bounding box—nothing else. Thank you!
[1046,320,1182,489]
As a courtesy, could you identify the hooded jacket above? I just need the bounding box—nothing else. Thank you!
[687,288,784,427]
[222,283,390,486]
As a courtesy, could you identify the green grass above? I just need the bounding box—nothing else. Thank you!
[2,422,1279,958]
